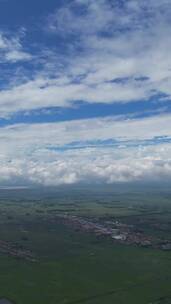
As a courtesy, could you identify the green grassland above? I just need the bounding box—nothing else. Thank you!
[0,187,170,303]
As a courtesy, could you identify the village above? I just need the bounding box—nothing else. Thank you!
[0,240,36,262]
[0,212,170,263]
[57,214,171,251]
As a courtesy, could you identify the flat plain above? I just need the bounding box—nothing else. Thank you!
[0,186,170,304]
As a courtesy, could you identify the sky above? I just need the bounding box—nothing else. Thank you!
[0,0,171,186]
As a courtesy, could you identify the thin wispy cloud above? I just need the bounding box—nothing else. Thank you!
[0,31,32,63]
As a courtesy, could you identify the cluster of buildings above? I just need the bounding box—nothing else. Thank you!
[0,240,36,262]
[57,214,171,250]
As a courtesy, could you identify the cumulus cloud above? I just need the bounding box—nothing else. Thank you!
[1,143,171,186]
[0,113,170,185]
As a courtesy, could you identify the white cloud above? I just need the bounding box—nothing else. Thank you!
[0,0,171,116]
[1,113,171,153]
[48,0,114,35]
[0,76,149,117]
[5,50,32,62]
[0,143,171,186]
[0,1,171,186]
[0,32,32,63]
[0,113,171,185]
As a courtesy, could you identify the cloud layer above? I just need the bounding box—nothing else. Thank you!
[0,0,171,186]
[0,113,171,185]
[0,0,171,116]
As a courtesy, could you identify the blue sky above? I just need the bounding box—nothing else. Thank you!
[0,0,171,186]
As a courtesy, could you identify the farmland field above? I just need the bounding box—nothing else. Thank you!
[0,186,170,304]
